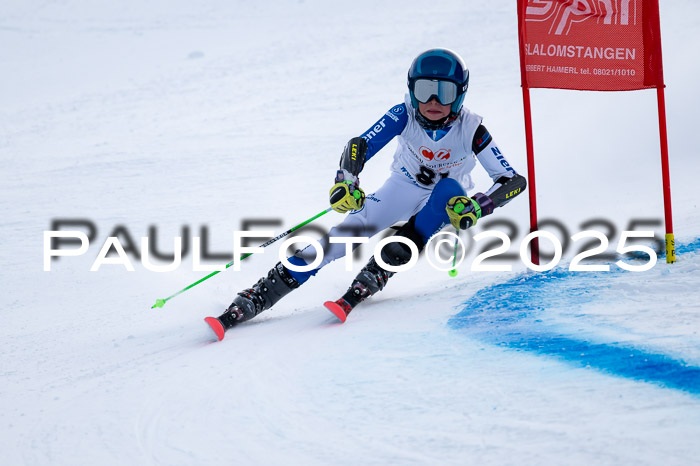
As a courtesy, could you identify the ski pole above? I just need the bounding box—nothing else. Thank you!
[151,207,333,308]
[449,203,466,277]
[449,231,460,277]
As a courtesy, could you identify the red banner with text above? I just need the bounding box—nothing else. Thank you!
[518,0,664,90]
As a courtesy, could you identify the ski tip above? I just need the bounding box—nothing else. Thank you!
[323,301,347,323]
[204,316,226,341]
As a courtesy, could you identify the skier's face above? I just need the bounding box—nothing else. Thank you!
[418,98,451,121]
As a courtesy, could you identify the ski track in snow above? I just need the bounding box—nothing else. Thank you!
[2,0,700,465]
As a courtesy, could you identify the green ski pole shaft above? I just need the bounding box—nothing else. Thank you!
[152,207,333,308]
[448,231,460,277]
[449,203,465,278]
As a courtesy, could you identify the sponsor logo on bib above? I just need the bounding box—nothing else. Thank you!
[419,146,451,161]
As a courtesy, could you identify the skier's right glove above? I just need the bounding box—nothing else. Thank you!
[446,193,494,229]
[329,169,366,213]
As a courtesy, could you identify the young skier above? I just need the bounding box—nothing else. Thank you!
[205,48,526,340]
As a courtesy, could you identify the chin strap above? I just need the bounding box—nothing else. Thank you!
[415,111,459,131]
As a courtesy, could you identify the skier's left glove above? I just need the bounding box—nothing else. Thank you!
[330,169,366,213]
[446,193,494,230]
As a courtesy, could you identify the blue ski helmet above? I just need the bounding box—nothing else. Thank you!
[407,48,469,114]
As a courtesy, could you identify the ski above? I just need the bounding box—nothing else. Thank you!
[206,297,354,342]
[204,316,227,341]
[204,305,245,341]
[324,298,354,323]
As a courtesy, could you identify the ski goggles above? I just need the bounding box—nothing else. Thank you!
[411,79,459,105]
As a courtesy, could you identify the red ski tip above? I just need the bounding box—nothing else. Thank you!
[324,300,348,323]
[204,316,225,341]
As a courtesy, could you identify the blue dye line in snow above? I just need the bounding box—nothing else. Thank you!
[449,238,700,395]
[675,236,700,255]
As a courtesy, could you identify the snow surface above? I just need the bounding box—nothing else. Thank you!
[2,0,700,465]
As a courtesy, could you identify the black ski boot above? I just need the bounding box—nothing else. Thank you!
[324,256,394,322]
[205,262,300,340]
[325,216,426,322]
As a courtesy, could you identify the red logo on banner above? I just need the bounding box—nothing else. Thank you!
[518,0,664,90]
[525,0,638,36]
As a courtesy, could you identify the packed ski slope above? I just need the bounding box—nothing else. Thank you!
[2,0,700,465]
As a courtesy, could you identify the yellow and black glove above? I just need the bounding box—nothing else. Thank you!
[446,193,494,229]
[330,170,365,213]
